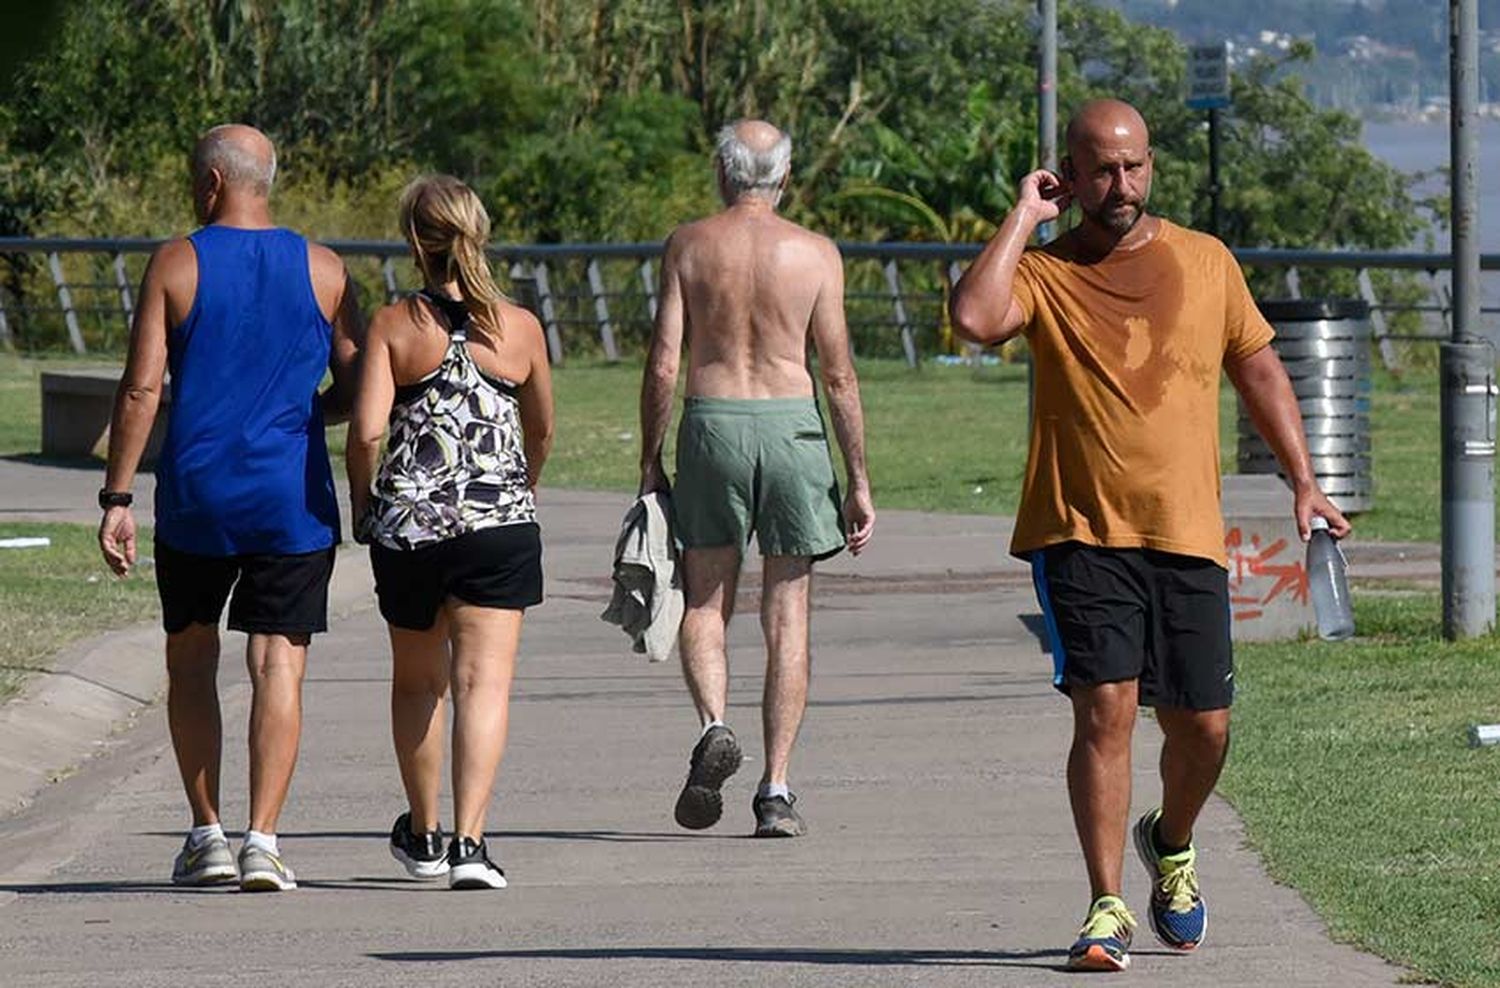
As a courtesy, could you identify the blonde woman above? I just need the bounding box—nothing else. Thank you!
[348,175,553,889]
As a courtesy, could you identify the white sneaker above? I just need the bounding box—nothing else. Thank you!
[446,836,507,890]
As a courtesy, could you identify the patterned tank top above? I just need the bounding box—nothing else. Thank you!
[363,292,536,551]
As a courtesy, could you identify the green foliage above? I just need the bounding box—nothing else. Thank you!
[0,0,1430,258]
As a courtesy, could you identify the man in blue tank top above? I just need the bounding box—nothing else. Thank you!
[97,124,363,892]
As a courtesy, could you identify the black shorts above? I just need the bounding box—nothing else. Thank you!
[1029,541,1233,710]
[370,523,543,631]
[155,539,336,636]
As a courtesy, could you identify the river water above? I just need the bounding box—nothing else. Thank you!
[1362,118,1500,253]
[1361,117,1499,322]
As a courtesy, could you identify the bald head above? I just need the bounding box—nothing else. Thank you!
[714,119,792,206]
[1065,99,1150,157]
[192,124,277,198]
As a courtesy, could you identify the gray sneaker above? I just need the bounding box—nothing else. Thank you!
[171,834,237,885]
[237,844,297,892]
[674,725,743,830]
[753,792,807,838]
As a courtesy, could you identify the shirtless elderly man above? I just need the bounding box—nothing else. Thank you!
[639,119,874,838]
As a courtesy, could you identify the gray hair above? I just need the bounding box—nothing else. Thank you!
[714,123,792,204]
[193,125,277,197]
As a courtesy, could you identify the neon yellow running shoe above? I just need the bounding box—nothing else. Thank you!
[1067,894,1137,971]
[1133,807,1208,950]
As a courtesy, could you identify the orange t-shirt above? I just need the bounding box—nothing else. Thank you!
[1009,219,1273,567]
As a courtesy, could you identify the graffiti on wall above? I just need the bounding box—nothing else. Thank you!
[1224,526,1308,622]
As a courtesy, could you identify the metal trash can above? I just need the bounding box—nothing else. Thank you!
[1237,299,1372,513]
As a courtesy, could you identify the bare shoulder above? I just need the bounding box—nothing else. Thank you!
[366,301,411,345]
[499,300,545,347]
[306,241,346,279]
[664,218,713,255]
[149,237,198,317]
[149,236,195,281]
[306,241,348,300]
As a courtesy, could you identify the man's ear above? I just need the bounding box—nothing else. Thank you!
[1060,157,1075,181]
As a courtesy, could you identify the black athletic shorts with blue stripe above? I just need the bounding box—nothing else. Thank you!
[1029,541,1234,711]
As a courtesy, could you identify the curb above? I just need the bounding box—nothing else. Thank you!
[0,543,376,820]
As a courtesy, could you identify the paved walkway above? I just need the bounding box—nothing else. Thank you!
[0,463,1406,986]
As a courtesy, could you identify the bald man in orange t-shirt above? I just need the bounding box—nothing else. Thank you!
[950,99,1350,972]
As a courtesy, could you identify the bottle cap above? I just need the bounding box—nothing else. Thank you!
[1309,516,1330,532]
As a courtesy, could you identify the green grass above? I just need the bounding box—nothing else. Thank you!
[0,522,161,702]
[1223,595,1500,988]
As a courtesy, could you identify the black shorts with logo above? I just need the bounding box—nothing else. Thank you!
[155,539,336,636]
[1029,541,1233,711]
[370,523,543,631]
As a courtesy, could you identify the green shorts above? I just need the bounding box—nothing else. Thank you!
[673,397,846,560]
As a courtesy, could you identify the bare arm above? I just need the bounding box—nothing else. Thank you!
[344,308,397,538]
[321,270,366,424]
[810,243,875,555]
[516,313,555,489]
[639,234,684,494]
[949,169,1068,345]
[1226,344,1351,540]
[99,241,180,576]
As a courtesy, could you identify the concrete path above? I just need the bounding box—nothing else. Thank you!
[0,469,1405,987]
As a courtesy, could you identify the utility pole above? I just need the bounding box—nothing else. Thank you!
[1037,0,1057,243]
[1441,0,1494,639]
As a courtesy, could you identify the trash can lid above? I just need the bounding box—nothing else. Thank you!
[1256,298,1370,321]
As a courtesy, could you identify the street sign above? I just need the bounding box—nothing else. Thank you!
[1187,42,1230,109]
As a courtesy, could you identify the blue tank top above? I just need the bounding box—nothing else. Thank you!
[154,226,340,556]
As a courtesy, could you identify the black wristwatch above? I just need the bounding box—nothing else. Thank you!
[98,489,134,510]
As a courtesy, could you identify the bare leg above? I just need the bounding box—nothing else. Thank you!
[678,546,742,727]
[1154,706,1231,848]
[759,555,812,787]
[390,616,451,833]
[1068,680,1139,899]
[245,633,308,835]
[447,601,523,840]
[166,623,222,827]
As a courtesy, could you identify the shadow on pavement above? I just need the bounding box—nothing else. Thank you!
[0,880,216,895]
[368,945,1071,970]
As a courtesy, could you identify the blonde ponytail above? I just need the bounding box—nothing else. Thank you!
[398,174,509,338]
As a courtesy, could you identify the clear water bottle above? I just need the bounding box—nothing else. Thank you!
[1306,517,1354,641]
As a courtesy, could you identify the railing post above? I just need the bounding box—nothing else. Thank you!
[639,259,658,321]
[381,257,400,304]
[113,253,134,332]
[883,259,917,367]
[0,284,12,350]
[1283,266,1301,299]
[586,258,619,361]
[532,261,564,364]
[1355,267,1400,373]
[47,251,86,354]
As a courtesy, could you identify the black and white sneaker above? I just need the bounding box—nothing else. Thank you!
[390,812,449,880]
[447,835,507,890]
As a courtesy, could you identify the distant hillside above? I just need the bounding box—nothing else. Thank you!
[1102,0,1500,112]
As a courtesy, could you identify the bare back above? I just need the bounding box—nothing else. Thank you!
[669,206,840,398]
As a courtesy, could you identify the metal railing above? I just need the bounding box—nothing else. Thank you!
[1,237,1496,367]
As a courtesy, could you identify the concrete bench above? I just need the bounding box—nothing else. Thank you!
[40,369,170,463]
